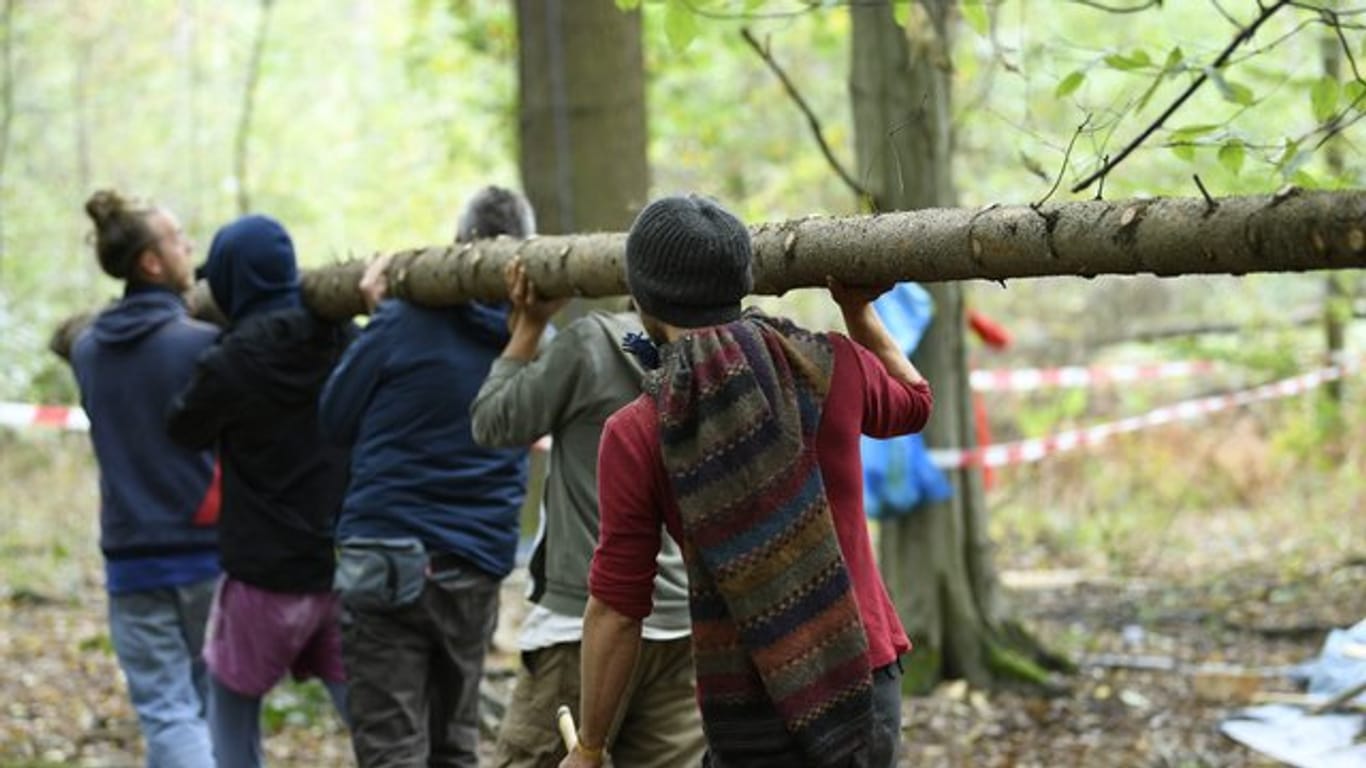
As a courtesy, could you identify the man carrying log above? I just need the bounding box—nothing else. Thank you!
[562,194,933,768]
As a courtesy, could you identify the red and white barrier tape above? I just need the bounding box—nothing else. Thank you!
[3,360,1355,470]
[0,402,89,432]
[932,360,1359,469]
[969,360,1214,392]
[0,402,555,451]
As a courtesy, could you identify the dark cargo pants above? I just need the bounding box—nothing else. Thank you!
[341,559,499,768]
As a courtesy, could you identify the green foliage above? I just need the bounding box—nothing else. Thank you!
[961,0,990,36]
[893,1,911,28]
[1055,71,1086,98]
[0,0,1361,403]
[262,680,341,733]
[1311,75,1339,123]
[1104,49,1151,71]
[663,0,701,50]
[1217,139,1245,175]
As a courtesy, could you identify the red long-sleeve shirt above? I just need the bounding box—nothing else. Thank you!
[590,332,931,670]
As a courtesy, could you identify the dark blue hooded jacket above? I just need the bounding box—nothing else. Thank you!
[167,215,354,592]
[319,298,529,579]
[71,284,221,594]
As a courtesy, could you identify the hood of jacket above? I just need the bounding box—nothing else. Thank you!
[203,215,302,324]
[90,284,190,347]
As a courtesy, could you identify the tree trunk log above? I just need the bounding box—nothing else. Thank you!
[289,189,1366,321]
[52,188,1366,360]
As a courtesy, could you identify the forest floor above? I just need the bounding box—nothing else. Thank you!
[3,539,1361,766]
[1,430,1362,767]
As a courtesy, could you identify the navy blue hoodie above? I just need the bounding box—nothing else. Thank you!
[319,298,529,579]
[71,284,221,594]
[167,215,354,593]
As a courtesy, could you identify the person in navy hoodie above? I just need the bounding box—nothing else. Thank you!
[70,189,220,768]
[319,186,531,768]
[166,214,354,768]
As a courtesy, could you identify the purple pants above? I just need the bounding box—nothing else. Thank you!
[203,576,346,697]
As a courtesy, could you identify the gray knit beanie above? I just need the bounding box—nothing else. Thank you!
[625,194,753,328]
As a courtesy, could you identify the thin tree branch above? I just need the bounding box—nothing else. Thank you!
[1193,174,1217,211]
[1209,0,1242,27]
[1070,0,1292,193]
[740,27,873,202]
[1066,0,1163,13]
[1034,115,1091,208]
[234,0,273,215]
[1293,0,1366,82]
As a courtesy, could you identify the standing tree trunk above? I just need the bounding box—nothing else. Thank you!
[234,0,273,216]
[510,0,651,582]
[514,0,648,234]
[0,0,16,277]
[851,0,1061,691]
[1320,14,1350,407]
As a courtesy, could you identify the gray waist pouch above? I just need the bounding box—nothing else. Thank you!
[334,537,428,611]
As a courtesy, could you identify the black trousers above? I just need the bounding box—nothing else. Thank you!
[341,560,499,768]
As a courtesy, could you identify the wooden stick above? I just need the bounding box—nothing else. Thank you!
[556,704,578,752]
[1251,690,1366,712]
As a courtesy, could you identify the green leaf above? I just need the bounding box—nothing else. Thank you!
[1275,138,1311,179]
[1311,76,1339,123]
[1171,143,1196,162]
[1055,71,1086,98]
[1347,80,1366,110]
[1170,123,1220,140]
[962,0,989,36]
[1134,47,1183,112]
[1104,49,1151,71]
[1291,169,1320,189]
[664,0,699,50]
[1164,46,1184,70]
[614,0,642,9]
[1209,68,1256,106]
[1228,81,1256,106]
[1275,137,1301,169]
[893,0,910,27]
[1218,139,1245,175]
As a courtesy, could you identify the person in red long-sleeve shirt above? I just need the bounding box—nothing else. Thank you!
[561,195,933,768]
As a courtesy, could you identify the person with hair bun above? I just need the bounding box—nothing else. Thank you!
[69,190,220,768]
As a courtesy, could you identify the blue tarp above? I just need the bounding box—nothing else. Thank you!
[861,283,954,519]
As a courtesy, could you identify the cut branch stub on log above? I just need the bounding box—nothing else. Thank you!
[285,190,1366,321]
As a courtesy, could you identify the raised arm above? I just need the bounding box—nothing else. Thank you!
[470,260,574,447]
[828,277,925,387]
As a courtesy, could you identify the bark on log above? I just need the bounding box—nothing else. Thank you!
[54,189,1366,351]
[294,190,1366,321]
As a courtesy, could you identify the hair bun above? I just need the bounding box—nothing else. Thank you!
[85,189,128,227]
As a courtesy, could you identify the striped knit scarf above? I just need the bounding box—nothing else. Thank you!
[650,309,873,767]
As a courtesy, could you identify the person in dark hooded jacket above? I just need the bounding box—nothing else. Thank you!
[70,189,220,768]
[318,186,531,768]
[167,214,353,768]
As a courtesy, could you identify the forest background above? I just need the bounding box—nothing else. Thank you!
[0,0,1363,765]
